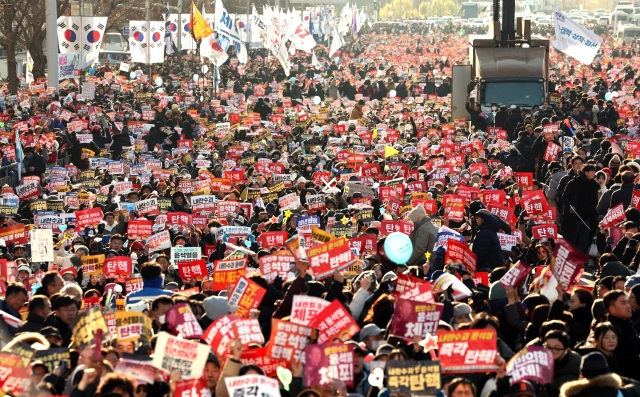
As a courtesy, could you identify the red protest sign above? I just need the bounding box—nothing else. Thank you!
[438,329,498,373]
[543,142,561,162]
[520,190,548,216]
[228,276,266,318]
[602,203,626,228]
[125,277,144,294]
[166,302,203,339]
[232,318,265,347]
[498,261,530,289]
[307,237,356,280]
[127,219,153,238]
[241,347,287,378]
[531,224,558,239]
[552,239,587,291]
[506,345,554,385]
[202,314,239,357]
[267,318,314,363]
[103,256,133,276]
[75,207,104,229]
[394,273,430,297]
[167,212,193,226]
[412,199,438,215]
[445,240,477,276]
[308,300,359,344]
[304,343,354,387]
[212,258,247,290]
[514,172,533,188]
[174,377,210,397]
[259,231,288,248]
[178,259,208,280]
[400,282,436,303]
[14,181,39,200]
[390,299,444,341]
[481,190,506,206]
[487,203,515,225]
[0,224,27,244]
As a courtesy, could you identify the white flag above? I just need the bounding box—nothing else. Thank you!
[171,15,196,51]
[550,9,602,65]
[129,21,150,64]
[57,16,108,68]
[164,3,175,56]
[329,26,344,57]
[312,51,322,69]
[286,15,316,53]
[214,0,248,64]
[149,21,166,64]
[201,35,229,67]
[276,42,291,76]
[252,5,267,44]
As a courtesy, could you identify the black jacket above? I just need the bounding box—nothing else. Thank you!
[22,153,47,176]
[110,132,132,160]
[608,313,640,381]
[466,102,487,132]
[517,136,536,172]
[562,170,600,231]
[611,183,637,210]
[16,311,46,334]
[471,215,504,271]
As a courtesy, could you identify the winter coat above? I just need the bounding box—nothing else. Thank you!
[466,101,487,132]
[560,373,621,397]
[562,170,600,231]
[610,183,637,210]
[406,215,438,267]
[472,215,504,270]
[608,313,640,381]
[350,103,363,120]
[517,136,536,172]
[548,170,568,206]
[598,184,622,215]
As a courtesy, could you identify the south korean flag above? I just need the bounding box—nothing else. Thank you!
[81,17,108,68]
[57,16,82,53]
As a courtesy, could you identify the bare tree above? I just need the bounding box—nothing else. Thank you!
[0,0,28,93]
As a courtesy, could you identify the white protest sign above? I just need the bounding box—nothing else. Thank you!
[152,332,210,379]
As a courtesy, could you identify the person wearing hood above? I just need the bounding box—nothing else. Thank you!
[406,205,438,268]
[169,190,192,214]
[560,352,626,397]
[609,154,623,176]
[501,145,525,171]
[471,209,504,270]
[109,125,133,160]
[142,121,167,150]
[125,262,173,304]
[562,164,600,254]
[53,241,89,270]
[350,99,364,120]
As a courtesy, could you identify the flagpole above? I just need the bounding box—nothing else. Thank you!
[177,0,183,66]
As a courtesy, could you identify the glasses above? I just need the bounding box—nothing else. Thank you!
[544,344,565,353]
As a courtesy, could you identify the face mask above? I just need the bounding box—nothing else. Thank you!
[158,314,166,324]
[492,107,496,111]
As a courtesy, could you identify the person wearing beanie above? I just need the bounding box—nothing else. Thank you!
[125,262,172,305]
[560,352,621,397]
[406,204,438,267]
[450,302,473,329]
[53,239,88,271]
[200,295,239,330]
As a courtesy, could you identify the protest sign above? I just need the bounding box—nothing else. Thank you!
[304,343,354,387]
[387,360,441,396]
[152,332,210,379]
[80,254,105,275]
[30,229,54,262]
[498,261,530,290]
[0,366,31,395]
[0,225,27,245]
[72,307,112,346]
[115,357,157,385]
[241,347,286,378]
[228,276,266,318]
[75,207,104,228]
[438,329,498,373]
[115,311,153,341]
[267,318,314,363]
[33,348,70,373]
[433,273,473,301]
[531,224,558,239]
[400,281,436,303]
[307,237,356,280]
[445,239,477,276]
[212,258,247,290]
[497,233,518,251]
[178,259,208,280]
[166,302,204,339]
[103,256,133,276]
[127,219,153,238]
[506,345,554,385]
[135,198,160,216]
[146,230,172,252]
[308,300,359,344]
[233,318,265,346]
[602,203,626,228]
[394,273,430,298]
[175,378,211,397]
[125,277,144,294]
[225,375,280,397]
[551,239,587,291]
[291,295,331,326]
[202,314,239,357]
[390,299,443,340]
